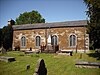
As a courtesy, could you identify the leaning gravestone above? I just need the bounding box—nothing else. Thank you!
[1,47,6,54]
[26,64,30,70]
[33,59,47,75]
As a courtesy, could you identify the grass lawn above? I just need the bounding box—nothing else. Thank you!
[0,51,100,75]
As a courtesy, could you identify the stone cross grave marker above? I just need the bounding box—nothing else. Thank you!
[33,59,47,75]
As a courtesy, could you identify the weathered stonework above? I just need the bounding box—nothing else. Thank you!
[12,20,89,52]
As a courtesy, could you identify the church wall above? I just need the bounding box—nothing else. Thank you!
[13,29,46,51]
[12,26,89,52]
[49,27,89,51]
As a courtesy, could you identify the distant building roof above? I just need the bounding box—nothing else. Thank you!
[13,20,87,30]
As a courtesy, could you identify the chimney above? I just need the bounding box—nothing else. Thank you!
[8,19,15,26]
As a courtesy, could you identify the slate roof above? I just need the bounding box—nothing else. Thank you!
[13,20,87,30]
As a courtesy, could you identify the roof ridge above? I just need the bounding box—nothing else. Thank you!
[13,20,87,26]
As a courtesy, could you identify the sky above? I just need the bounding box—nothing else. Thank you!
[0,0,87,28]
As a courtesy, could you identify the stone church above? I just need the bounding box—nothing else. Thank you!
[12,20,89,52]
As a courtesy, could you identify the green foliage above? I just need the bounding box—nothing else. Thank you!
[84,0,100,49]
[16,10,45,25]
[2,25,13,50]
[0,29,2,47]
[0,51,100,75]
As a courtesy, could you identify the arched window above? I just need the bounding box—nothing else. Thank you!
[70,35,76,47]
[21,36,26,47]
[51,35,58,46]
[36,36,41,46]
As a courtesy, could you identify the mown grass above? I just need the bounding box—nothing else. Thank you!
[0,51,100,75]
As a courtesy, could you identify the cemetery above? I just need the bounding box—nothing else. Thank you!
[0,0,100,75]
[0,50,100,75]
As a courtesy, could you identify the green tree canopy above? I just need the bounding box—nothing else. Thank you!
[2,25,13,50]
[0,29,2,47]
[16,10,45,25]
[84,0,100,49]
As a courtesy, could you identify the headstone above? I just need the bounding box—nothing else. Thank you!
[33,59,47,75]
[30,47,32,51]
[26,64,30,70]
[80,53,82,59]
[70,51,73,56]
[76,45,77,53]
[0,56,15,62]
[97,57,100,60]
[1,47,6,54]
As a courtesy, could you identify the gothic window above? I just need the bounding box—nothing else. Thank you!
[36,36,41,46]
[70,35,76,47]
[21,36,26,47]
[51,35,58,46]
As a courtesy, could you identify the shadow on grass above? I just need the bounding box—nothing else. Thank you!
[87,52,100,60]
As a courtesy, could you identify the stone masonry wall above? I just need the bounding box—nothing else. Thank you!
[12,27,89,51]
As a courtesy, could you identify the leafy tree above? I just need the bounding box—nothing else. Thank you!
[2,25,13,50]
[16,10,45,25]
[84,0,100,49]
[0,29,2,47]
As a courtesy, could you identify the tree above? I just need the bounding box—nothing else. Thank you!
[16,10,45,25]
[84,0,100,49]
[2,25,13,50]
[0,29,2,47]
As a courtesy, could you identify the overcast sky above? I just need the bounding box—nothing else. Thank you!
[0,0,87,28]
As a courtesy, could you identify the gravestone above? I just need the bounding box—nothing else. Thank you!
[1,47,6,54]
[30,47,32,51]
[26,64,30,70]
[33,59,47,75]
[75,61,100,68]
[79,53,82,59]
[0,56,15,62]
